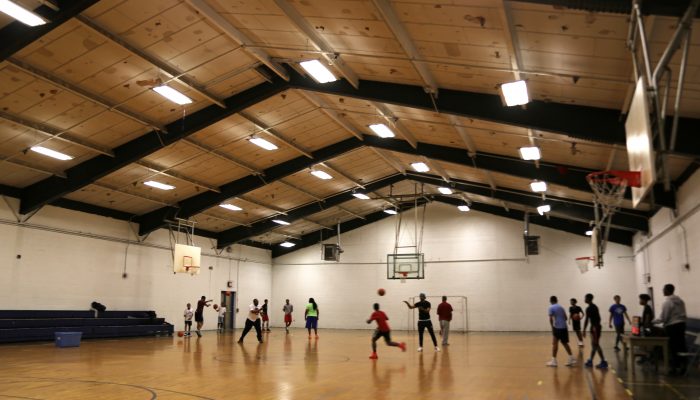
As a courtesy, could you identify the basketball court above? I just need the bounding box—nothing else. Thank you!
[1,1,700,399]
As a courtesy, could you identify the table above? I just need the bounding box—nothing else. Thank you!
[622,335,669,377]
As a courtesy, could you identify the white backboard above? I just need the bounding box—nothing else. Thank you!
[625,77,656,208]
[174,243,201,274]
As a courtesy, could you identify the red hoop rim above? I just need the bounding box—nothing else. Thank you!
[575,257,593,261]
[586,170,641,188]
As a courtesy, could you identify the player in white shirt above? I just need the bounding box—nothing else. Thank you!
[217,304,227,332]
[237,298,263,343]
[183,303,193,337]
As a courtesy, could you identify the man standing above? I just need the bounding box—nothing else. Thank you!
[437,296,453,346]
[283,299,293,333]
[403,293,439,352]
[653,284,687,374]
[638,294,654,336]
[546,296,576,367]
[569,298,585,347]
[609,295,632,351]
[217,303,227,333]
[183,303,193,337]
[583,293,608,369]
[194,296,212,337]
[261,299,270,332]
[238,298,263,343]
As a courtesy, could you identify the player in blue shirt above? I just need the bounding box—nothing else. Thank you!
[546,296,576,367]
[609,295,631,351]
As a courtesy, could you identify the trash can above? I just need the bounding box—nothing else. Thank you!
[55,332,82,347]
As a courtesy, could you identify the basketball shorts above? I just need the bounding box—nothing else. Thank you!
[553,328,569,344]
[305,316,318,329]
[284,314,292,323]
[614,324,624,334]
[218,316,224,324]
[185,320,192,327]
[590,325,602,343]
[194,312,203,323]
[372,329,392,343]
[262,314,269,322]
[572,320,581,331]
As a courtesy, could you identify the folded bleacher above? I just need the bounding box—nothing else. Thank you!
[0,310,173,343]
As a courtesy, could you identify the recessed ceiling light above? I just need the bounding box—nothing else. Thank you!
[219,204,242,211]
[383,209,398,215]
[438,187,453,195]
[248,137,278,151]
[280,241,296,248]
[152,85,193,105]
[368,123,395,138]
[310,170,333,180]
[144,180,175,190]
[411,162,430,173]
[585,230,593,236]
[0,0,46,26]
[457,205,470,212]
[300,60,337,83]
[353,193,370,200]
[537,204,551,215]
[530,180,547,192]
[501,80,529,106]
[30,146,73,161]
[272,219,290,225]
[519,146,541,160]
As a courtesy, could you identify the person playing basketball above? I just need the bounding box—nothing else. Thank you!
[367,303,406,359]
[183,303,193,337]
[583,293,607,369]
[569,298,585,347]
[305,298,319,338]
[194,296,212,337]
[217,303,226,333]
[404,293,439,352]
[546,296,576,367]
[238,298,263,343]
[608,295,631,351]
[283,299,293,333]
[261,299,270,332]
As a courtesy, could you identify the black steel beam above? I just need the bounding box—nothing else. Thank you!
[434,196,634,246]
[272,200,425,258]
[409,172,648,231]
[0,0,100,62]
[50,198,135,221]
[0,183,20,198]
[675,159,700,188]
[137,137,364,235]
[289,70,700,159]
[509,0,700,18]
[217,174,404,248]
[20,75,290,215]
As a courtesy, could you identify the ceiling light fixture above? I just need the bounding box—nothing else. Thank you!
[457,204,470,212]
[411,162,430,173]
[537,204,551,215]
[152,85,193,105]
[248,137,278,151]
[30,146,73,161]
[383,209,398,215]
[530,180,547,193]
[310,170,333,180]
[585,230,593,236]
[280,241,296,248]
[438,187,453,195]
[144,180,175,190]
[0,0,46,26]
[353,192,370,200]
[368,123,395,138]
[272,219,290,226]
[300,60,337,83]
[519,146,541,160]
[501,80,529,106]
[219,204,242,211]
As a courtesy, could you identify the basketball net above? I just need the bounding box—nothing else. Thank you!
[400,272,407,284]
[575,257,592,274]
[586,171,640,218]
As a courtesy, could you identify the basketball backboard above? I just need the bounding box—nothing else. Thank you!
[174,243,201,275]
[387,253,424,280]
[625,77,656,208]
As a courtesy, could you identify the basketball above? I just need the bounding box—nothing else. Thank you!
[213,304,219,311]
[177,331,184,337]
[377,288,386,296]
[572,314,581,321]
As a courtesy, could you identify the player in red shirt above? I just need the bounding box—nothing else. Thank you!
[367,303,406,359]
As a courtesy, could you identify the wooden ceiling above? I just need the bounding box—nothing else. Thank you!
[0,0,698,250]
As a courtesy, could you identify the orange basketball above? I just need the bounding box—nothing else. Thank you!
[177,331,184,337]
[377,288,386,296]
[213,304,219,311]
[572,314,582,321]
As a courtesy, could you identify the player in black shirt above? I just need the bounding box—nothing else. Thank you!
[404,293,439,352]
[569,298,585,347]
[639,294,654,335]
[583,293,607,369]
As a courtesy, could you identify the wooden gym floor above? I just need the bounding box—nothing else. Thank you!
[0,329,697,399]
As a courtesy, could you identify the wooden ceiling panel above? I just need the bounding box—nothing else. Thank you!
[64,184,162,215]
[169,154,248,187]
[245,181,312,211]
[270,110,351,152]
[142,140,204,169]
[191,214,241,233]
[343,55,423,86]
[328,147,398,184]
[203,201,265,227]
[98,164,154,188]
[282,168,355,199]
[219,139,299,171]
[246,91,316,127]
[510,4,629,40]
[0,161,47,188]
[189,113,249,148]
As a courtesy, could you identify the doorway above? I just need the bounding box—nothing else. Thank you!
[220,291,235,330]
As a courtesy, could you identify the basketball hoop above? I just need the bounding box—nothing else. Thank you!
[586,170,641,215]
[575,257,593,274]
[400,272,408,284]
[184,265,200,276]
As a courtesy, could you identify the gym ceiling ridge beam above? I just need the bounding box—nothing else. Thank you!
[217,174,404,248]
[19,73,290,215]
[136,137,365,236]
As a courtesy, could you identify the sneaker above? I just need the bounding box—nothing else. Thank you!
[546,359,558,367]
[595,361,608,369]
[578,341,584,347]
[417,347,423,352]
[195,330,202,337]
[566,357,576,366]
[369,352,378,360]
[584,359,593,368]
[398,342,406,352]
[435,346,440,352]
[315,335,319,338]
[237,339,243,344]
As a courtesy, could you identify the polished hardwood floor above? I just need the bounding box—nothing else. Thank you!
[0,329,663,399]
